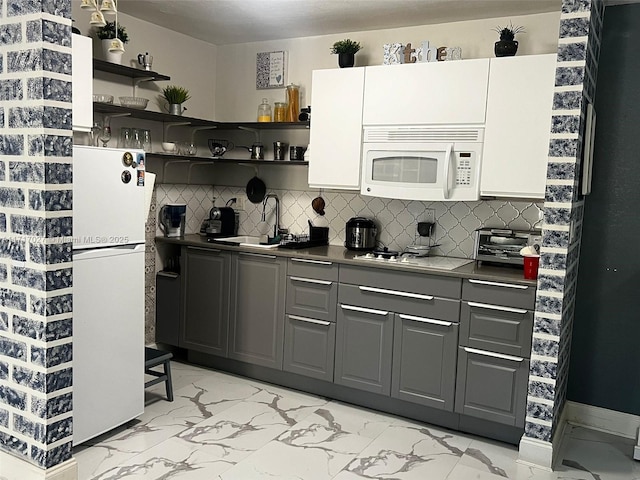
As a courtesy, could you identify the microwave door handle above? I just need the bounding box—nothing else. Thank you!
[443,143,454,199]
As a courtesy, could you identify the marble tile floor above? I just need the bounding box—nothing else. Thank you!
[73,359,640,480]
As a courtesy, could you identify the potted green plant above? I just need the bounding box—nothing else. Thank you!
[95,21,129,64]
[162,85,191,116]
[493,22,525,57]
[330,39,362,68]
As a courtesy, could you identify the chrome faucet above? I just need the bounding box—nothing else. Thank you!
[261,193,287,238]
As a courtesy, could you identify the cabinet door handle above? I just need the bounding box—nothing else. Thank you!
[340,304,388,316]
[467,301,528,314]
[292,258,333,266]
[188,246,221,253]
[359,286,434,301]
[288,315,331,326]
[290,276,332,286]
[468,279,529,290]
[463,347,524,362]
[239,252,277,259]
[399,314,453,327]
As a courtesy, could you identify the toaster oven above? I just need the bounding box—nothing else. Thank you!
[473,228,542,265]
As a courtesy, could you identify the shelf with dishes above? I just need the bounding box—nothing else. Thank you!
[92,102,310,130]
[146,152,308,165]
[93,59,171,81]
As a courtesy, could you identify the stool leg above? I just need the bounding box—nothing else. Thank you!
[164,360,174,402]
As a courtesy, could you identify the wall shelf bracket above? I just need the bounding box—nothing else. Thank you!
[163,122,191,141]
[238,126,260,143]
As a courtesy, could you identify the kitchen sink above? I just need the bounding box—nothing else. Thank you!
[210,236,280,249]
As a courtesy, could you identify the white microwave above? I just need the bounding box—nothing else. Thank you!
[360,127,484,202]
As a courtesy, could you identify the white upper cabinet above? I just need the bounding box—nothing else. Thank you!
[308,67,365,190]
[362,59,490,126]
[481,54,557,199]
[72,34,93,132]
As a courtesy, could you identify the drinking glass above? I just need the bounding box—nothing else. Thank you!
[98,125,112,147]
[89,122,101,147]
[141,129,152,152]
[131,129,142,149]
[119,127,132,148]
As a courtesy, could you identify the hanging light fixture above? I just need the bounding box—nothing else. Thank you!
[79,0,98,10]
[100,0,117,16]
[108,1,125,54]
[89,10,107,27]
[82,0,124,53]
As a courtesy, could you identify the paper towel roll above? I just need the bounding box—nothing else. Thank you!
[144,172,156,223]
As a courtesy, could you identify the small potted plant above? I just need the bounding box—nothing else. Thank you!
[493,22,525,57]
[330,39,362,68]
[95,21,129,64]
[162,85,191,116]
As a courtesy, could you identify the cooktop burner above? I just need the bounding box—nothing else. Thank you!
[352,252,473,271]
[371,248,400,259]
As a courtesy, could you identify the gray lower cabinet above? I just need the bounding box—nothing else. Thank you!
[455,346,529,427]
[334,304,393,395]
[156,270,181,346]
[455,278,535,427]
[391,314,458,411]
[228,252,286,369]
[181,247,231,356]
[283,314,335,381]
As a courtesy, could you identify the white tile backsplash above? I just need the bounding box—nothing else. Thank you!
[156,184,543,258]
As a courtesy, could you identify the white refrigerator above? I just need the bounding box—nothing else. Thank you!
[72,146,147,445]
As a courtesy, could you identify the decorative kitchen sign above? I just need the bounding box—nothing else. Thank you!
[383,41,462,64]
[383,43,403,64]
[256,51,286,89]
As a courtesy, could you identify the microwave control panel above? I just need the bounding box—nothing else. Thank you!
[455,152,473,186]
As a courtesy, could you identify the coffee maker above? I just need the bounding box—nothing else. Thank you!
[159,204,186,238]
[200,206,238,238]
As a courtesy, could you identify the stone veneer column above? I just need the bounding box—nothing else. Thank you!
[519,0,604,469]
[0,0,77,478]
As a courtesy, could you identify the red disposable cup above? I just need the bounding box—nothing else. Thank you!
[523,255,540,280]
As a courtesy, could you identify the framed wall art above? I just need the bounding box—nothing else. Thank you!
[256,51,286,89]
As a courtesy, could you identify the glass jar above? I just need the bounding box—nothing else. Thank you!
[257,97,272,122]
[273,102,286,122]
[286,84,299,122]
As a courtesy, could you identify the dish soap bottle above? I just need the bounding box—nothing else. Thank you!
[257,98,272,122]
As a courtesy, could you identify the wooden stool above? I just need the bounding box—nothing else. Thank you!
[144,347,174,401]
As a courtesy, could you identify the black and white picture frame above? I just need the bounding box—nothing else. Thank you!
[256,51,286,89]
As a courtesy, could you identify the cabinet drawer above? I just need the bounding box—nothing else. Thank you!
[339,283,460,321]
[455,347,528,428]
[283,314,335,382]
[288,257,339,281]
[462,278,535,310]
[460,301,533,358]
[340,265,461,298]
[286,276,337,322]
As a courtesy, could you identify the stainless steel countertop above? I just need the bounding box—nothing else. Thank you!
[157,234,537,286]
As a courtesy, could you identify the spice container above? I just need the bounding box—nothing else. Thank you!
[286,84,299,122]
[273,102,286,122]
[257,98,272,122]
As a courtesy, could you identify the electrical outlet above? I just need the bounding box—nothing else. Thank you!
[235,197,245,211]
[423,208,435,225]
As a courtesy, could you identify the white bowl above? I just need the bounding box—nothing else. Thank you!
[161,142,176,152]
[119,96,149,110]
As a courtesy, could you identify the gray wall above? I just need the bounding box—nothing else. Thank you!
[568,3,640,415]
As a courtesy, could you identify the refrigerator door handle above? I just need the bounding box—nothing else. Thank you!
[73,243,146,260]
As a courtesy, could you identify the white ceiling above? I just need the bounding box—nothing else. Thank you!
[118,0,563,46]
